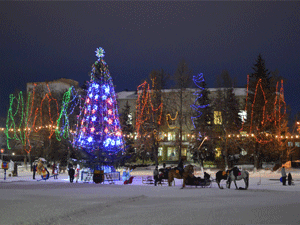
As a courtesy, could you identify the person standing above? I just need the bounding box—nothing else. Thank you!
[75,164,80,183]
[281,166,287,185]
[177,158,184,176]
[33,163,37,180]
[68,165,75,183]
[288,172,292,186]
[52,163,56,175]
[53,165,58,179]
[57,163,60,175]
[153,166,159,186]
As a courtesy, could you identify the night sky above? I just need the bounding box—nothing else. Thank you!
[1,2,299,123]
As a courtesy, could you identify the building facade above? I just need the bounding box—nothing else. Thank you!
[117,88,247,162]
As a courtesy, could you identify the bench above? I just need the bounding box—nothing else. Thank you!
[158,179,168,185]
[142,176,154,184]
[104,173,114,184]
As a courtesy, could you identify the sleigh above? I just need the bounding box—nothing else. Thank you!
[185,176,212,188]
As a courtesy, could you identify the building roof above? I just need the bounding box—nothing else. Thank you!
[117,87,247,99]
[117,91,137,99]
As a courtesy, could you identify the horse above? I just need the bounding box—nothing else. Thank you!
[215,170,229,189]
[157,167,171,185]
[226,170,249,190]
[167,165,194,188]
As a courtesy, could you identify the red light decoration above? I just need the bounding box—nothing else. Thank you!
[135,80,163,137]
[241,75,286,144]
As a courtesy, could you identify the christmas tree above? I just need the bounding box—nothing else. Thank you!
[74,47,124,164]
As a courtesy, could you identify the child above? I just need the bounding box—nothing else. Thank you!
[53,166,58,179]
[75,164,80,183]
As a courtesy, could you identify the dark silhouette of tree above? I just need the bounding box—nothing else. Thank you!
[171,59,193,162]
[212,70,242,169]
[120,101,135,165]
[190,73,213,170]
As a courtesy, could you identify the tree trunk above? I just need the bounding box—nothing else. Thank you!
[24,155,27,170]
[224,137,229,171]
[178,89,183,162]
[199,158,204,173]
[28,152,31,171]
[224,155,229,171]
[253,142,260,172]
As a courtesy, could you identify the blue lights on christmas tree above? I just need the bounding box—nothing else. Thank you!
[191,73,210,129]
[74,47,124,158]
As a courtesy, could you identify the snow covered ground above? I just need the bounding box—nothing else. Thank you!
[1,166,300,224]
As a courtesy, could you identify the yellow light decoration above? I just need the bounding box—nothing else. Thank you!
[166,111,179,129]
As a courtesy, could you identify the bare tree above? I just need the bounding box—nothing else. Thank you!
[168,59,193,162]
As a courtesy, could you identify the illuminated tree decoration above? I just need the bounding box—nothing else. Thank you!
[135,80,163,137]
[55,86,81,141]
[73,47,124,158]
[190,73,210,129]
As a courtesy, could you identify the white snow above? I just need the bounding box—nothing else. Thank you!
[1,165,300,224]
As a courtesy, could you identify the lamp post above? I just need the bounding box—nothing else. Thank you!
[1,149,4,161]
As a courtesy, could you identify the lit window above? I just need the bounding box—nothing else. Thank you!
[214,111,222,125]
[158,147,163,156]
[288,142,293,147]
[167,147,177,160]
[295,142,300,147]
[168,132,176,141]
[127,113,133,125]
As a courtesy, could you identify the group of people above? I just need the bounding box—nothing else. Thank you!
[52,163,59,179]
[281,166,293,186]
[30,160,295,186]
[68,164,80,183]
[32,161,81,182]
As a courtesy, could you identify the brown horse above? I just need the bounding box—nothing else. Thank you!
[215,170,229,189]
[168,165,194,188]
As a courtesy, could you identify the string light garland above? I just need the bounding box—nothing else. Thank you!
[190,73,210,129]
[55,86,81,141]
[135,80,163,137]
[240,75,287,144]
[166,112,179,129]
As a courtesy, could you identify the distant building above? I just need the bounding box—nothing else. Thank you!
[117,87,247,162]
[27,78,79,94]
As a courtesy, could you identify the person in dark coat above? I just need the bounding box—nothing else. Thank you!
[281,167,287,186]
[177,158,184,176]
[52,163,56,175]
[288,172,292,186]
[68,164,75,183]
[153,166,159,186]
[32,163,37,180]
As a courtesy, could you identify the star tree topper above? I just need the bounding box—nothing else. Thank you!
[95,47,105,58]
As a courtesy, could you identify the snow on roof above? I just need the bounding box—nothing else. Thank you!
[117,88,247,99]
[117,91,137,99]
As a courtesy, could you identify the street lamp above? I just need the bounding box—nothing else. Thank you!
[1,149,3,161]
